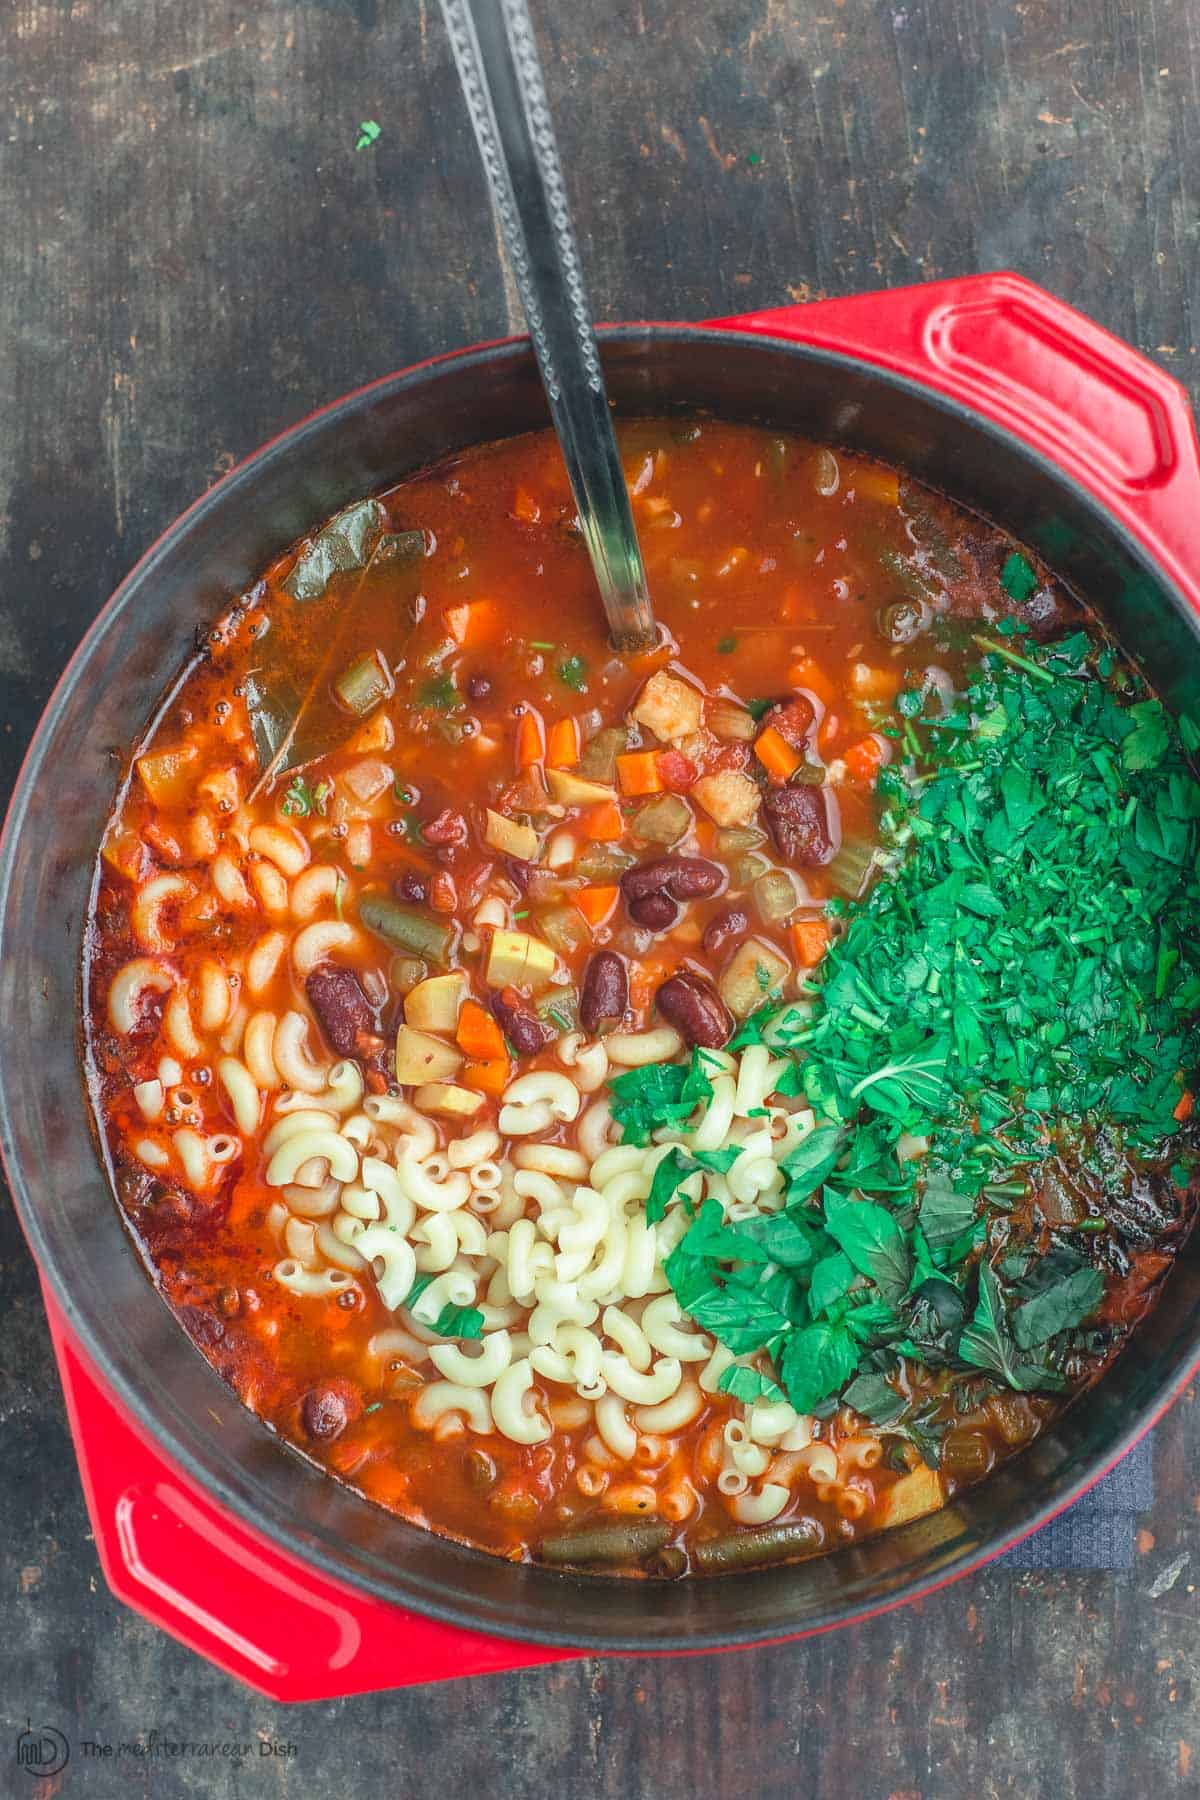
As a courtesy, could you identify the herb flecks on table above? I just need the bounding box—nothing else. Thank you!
[618,627,1200,1457]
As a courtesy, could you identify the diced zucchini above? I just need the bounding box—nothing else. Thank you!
[334,649,394,716]
[390,955,428,995]
[575,843,636,881]
[536,990,580,1033]
[715,825,767,856]
[405,971,468,1033]
[359,895,453,962]
[484,808,539,861]
[577,726,628,782]
[632,794,692,845]
[394,1025,464,1086]
[412,1081,485,1119]
[546,768,619,808]
[827,838,879,898]
[707,699,759,743]
[718,939,791,1020]
[536,905,591,958]
[485,929,558,990]
[734,852,771,887]
[753,869,799,923]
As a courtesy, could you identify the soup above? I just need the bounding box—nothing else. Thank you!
[83,421,1200,1576]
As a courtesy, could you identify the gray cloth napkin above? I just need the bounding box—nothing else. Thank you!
[998,1435,1154,1570]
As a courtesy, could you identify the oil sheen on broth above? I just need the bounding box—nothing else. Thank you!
[84,421,1200,1577]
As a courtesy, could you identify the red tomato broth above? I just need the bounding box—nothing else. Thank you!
[83,420,1189,1576]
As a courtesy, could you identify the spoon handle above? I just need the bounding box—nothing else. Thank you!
[439,0,655,648]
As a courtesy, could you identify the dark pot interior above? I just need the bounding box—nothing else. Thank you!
[3,325,1200,1652]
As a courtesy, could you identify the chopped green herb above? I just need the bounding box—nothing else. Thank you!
[281,774,329,817]
[1000,550,1039,602]
[418,672,461,712]
[356,120,382,151]
[717,635,739,654]
[557,655,588,691]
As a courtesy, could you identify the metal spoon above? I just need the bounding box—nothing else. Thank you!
[438,0,655,649]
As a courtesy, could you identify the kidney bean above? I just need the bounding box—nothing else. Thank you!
[306,965,375,1056]
[395,869,429,905]
[421,808,469,848]
[580,951,628,1033]
[467,672,492,701]
[629,891,680,932]
[502,854,531,894]
[620,856,724,904]
[702,904,750,955]
[766,695,816,748]
[655,971,734,1049]
[300,1379,362,1443]
[761,783,835,866]
[490,986,555,1054]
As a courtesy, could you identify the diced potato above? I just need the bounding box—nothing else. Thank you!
[545,767,619,808]
[692,768,761,828]
[873,1464,944,1530]
[404,971,468,1033]
[630,670,704,743]
[485,929,557,991]
[136,743,199,808]
[348,711,395,754]
[718,938,791,1020]
[412,1081,485,1119]
[342,757,394,804]
[394,1026,463,1086]
[483,808,539,861]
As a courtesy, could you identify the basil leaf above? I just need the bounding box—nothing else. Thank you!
[842,1371,907,1426]
[717,1365,787,1405]
[781,1125,843,1199]
[823,1190,913,1303]
[808,1250,856,1316]
[1011,1266,1105,1349]
[780,1322,860,1413]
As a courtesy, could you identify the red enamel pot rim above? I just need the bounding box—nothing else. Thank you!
[4,280,1200,1660]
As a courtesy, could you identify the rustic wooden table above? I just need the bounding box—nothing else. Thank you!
[3,3,1200,1795]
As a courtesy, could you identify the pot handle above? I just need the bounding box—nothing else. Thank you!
[44,1293,576,1698]
[713,273,1200,606]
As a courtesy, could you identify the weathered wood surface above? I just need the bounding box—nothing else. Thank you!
[2,2,1200,1795]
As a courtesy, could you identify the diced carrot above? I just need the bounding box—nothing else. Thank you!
[818,711,841,755]
[788,657,835,707]
[754,725,803,784]
[580,800,624,841]
[136,743,199,808]
[574,885,619,926]
[617,750,665,796]
[512,485,541,525]
[547,717,581,770]
[843,735,885,784]
[656,749,697,792]
[1175,1089,1194,1123]
[443,597,501,649]
[627,642,673,678]
[515,709,545,769]
[791,918,831,968]
[851,465,901,508]
[457,999,506,1061]
[463,1056,511,1099]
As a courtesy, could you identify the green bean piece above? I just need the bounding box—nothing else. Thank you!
[647,1545,688,1579]
[692,1520,822,1573]
[539,1520,672,1568]
[358,895,452,962]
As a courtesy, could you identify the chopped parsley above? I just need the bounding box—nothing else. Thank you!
[1000,550,1039,601]
[418,672,461,712]
[717,635,739,654]
[557,654,588,691]
[609,629,1200,1431]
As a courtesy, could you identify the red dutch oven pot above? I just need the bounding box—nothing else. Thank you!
[3,274,1200,1699]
